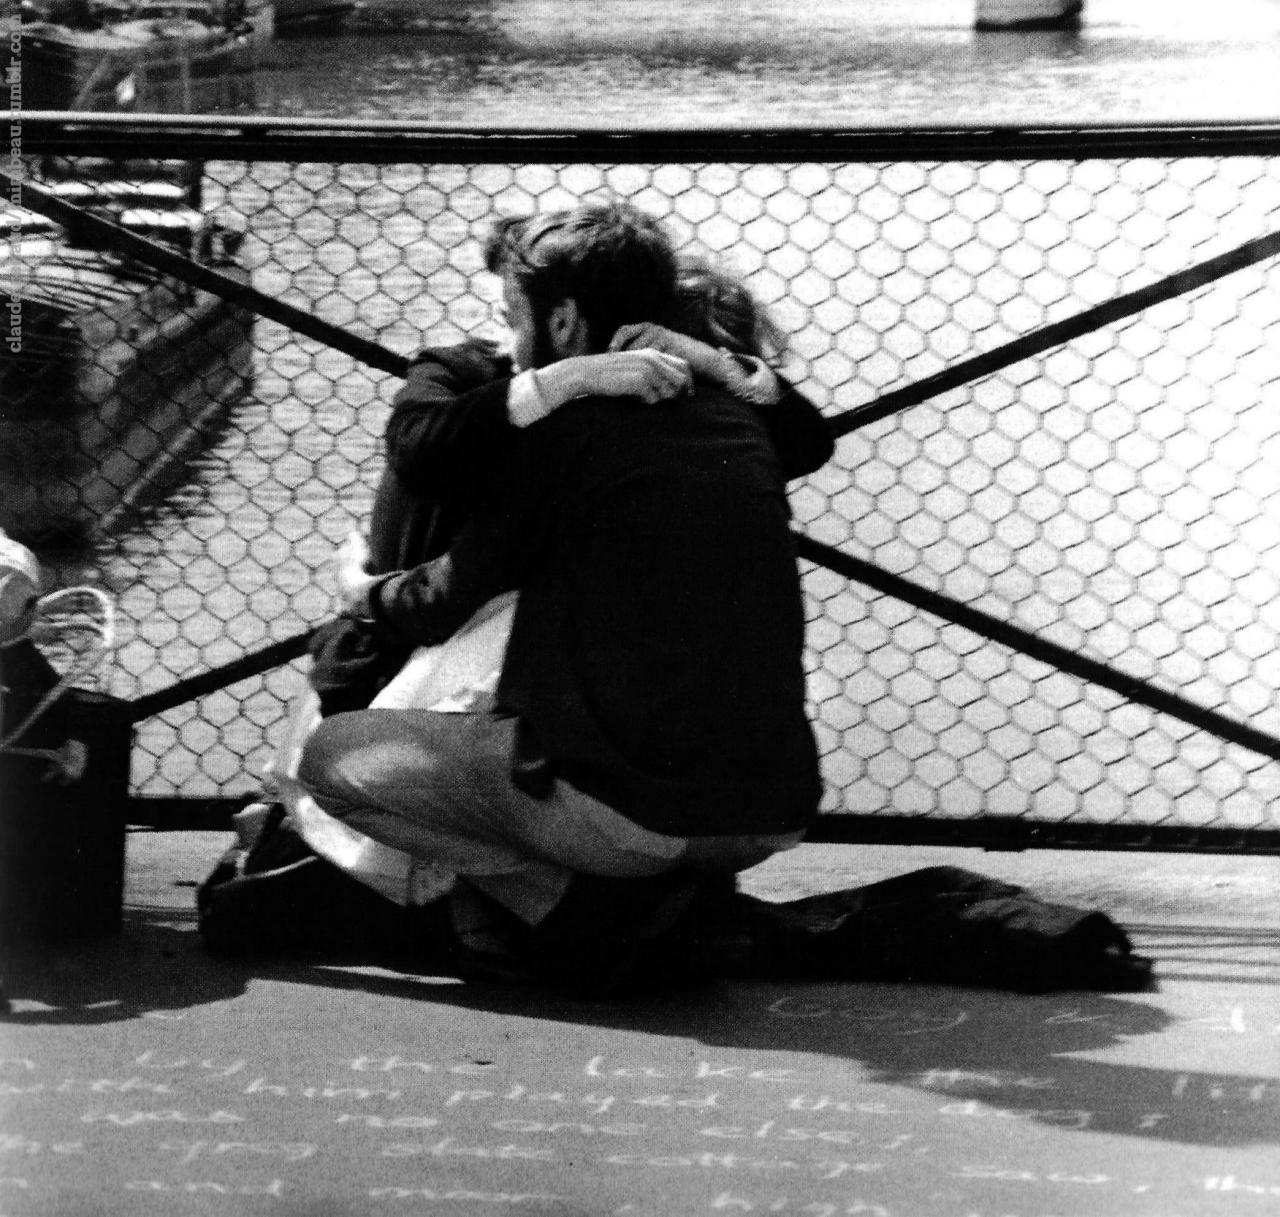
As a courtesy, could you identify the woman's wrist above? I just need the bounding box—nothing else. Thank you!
[717,350,781,405]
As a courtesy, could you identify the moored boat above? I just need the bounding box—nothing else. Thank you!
[975,0,1083,31]
[20,0,256,112]
[272,0,354,35]
[0,169,254,545]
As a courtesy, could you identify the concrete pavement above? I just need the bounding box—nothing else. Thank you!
[0,832,1277,1216]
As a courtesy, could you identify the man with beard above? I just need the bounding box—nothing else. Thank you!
[297,200,822,993]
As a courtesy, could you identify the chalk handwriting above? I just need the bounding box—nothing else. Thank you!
[952,1165,1111,1185]
[488,1119,647,1137]
[1203,1176,1280,1195]
[631,1093,721,1110]
[699,1124,909,1148]
[241,1078,402,1101]
[1180,1007,1249,1035]
[1169,1075,1278,1104]
[157,1140,317,1164]
[956,1212,1106,1217]
[784,1096,899,1115]
[334,1114,441,1130]
[368,1186,567,1204]
[585,1058,796,1082]
[442,1084,720,1114]
[957,1212,1114,1217]
[380,1139,555,1162]
[0,1136,83,1156]
[603,1151,883,1181]
[766,999,969,1036]
[82,1109,245,1126]
[347,1056,498,1075]
[124,1178,286,1196]
[915,1070,1056,1093]
[711,1194,891,1216]
[937,1100,1092,1130]
[1040,1009,1114,1027]
[135,1052,247,1077]
[0,1077,173,1096]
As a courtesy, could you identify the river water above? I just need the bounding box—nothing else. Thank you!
[41,0,1280,816]
[252,0,1280,126]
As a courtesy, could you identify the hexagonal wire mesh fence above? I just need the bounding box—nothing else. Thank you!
[4,120,1279,847]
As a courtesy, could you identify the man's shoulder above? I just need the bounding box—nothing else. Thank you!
[547,382,763,434]
[408,336,510,371]
[396,340,513,401]
[530,389,784,502]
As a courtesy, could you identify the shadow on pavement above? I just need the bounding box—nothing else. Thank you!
[4,911,1276,1152]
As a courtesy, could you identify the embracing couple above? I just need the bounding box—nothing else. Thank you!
[208,198,833,994]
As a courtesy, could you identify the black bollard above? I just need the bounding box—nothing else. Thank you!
[0,642,132,945]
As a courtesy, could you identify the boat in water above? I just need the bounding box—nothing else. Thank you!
[20,0,256,111]
[0,164,255,545]
[974,0,1083,31]
[273,0,354,35]
[6,0,258,544]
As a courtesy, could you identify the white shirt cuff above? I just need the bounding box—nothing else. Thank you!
[507,369,555,428]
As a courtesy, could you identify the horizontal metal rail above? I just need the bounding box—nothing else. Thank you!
[13,112,1280,164]
[124,796,1280,854]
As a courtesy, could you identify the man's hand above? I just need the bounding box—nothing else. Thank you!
[539,348,693,407]
[335,531,380,620]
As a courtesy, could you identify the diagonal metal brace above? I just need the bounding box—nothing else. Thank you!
[827,227,1280,438]
[0,166,410,378]
[795,532,1280,762]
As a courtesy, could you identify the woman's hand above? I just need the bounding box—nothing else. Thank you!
[609,322,720,380]
[613,322,780,405]
[335,531,379,620]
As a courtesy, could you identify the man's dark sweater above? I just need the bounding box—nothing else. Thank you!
[365,383,822,840]
[309,340,834,716]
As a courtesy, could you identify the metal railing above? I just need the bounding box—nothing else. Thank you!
[5,114,1280,851]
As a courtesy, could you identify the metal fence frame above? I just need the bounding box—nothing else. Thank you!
[10,113,1280,853]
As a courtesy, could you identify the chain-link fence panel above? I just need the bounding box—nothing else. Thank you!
[3,125,1279,843]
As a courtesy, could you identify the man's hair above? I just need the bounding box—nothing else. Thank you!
[483,200,680,351]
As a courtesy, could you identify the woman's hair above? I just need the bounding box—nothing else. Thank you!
[673,254,787,362]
